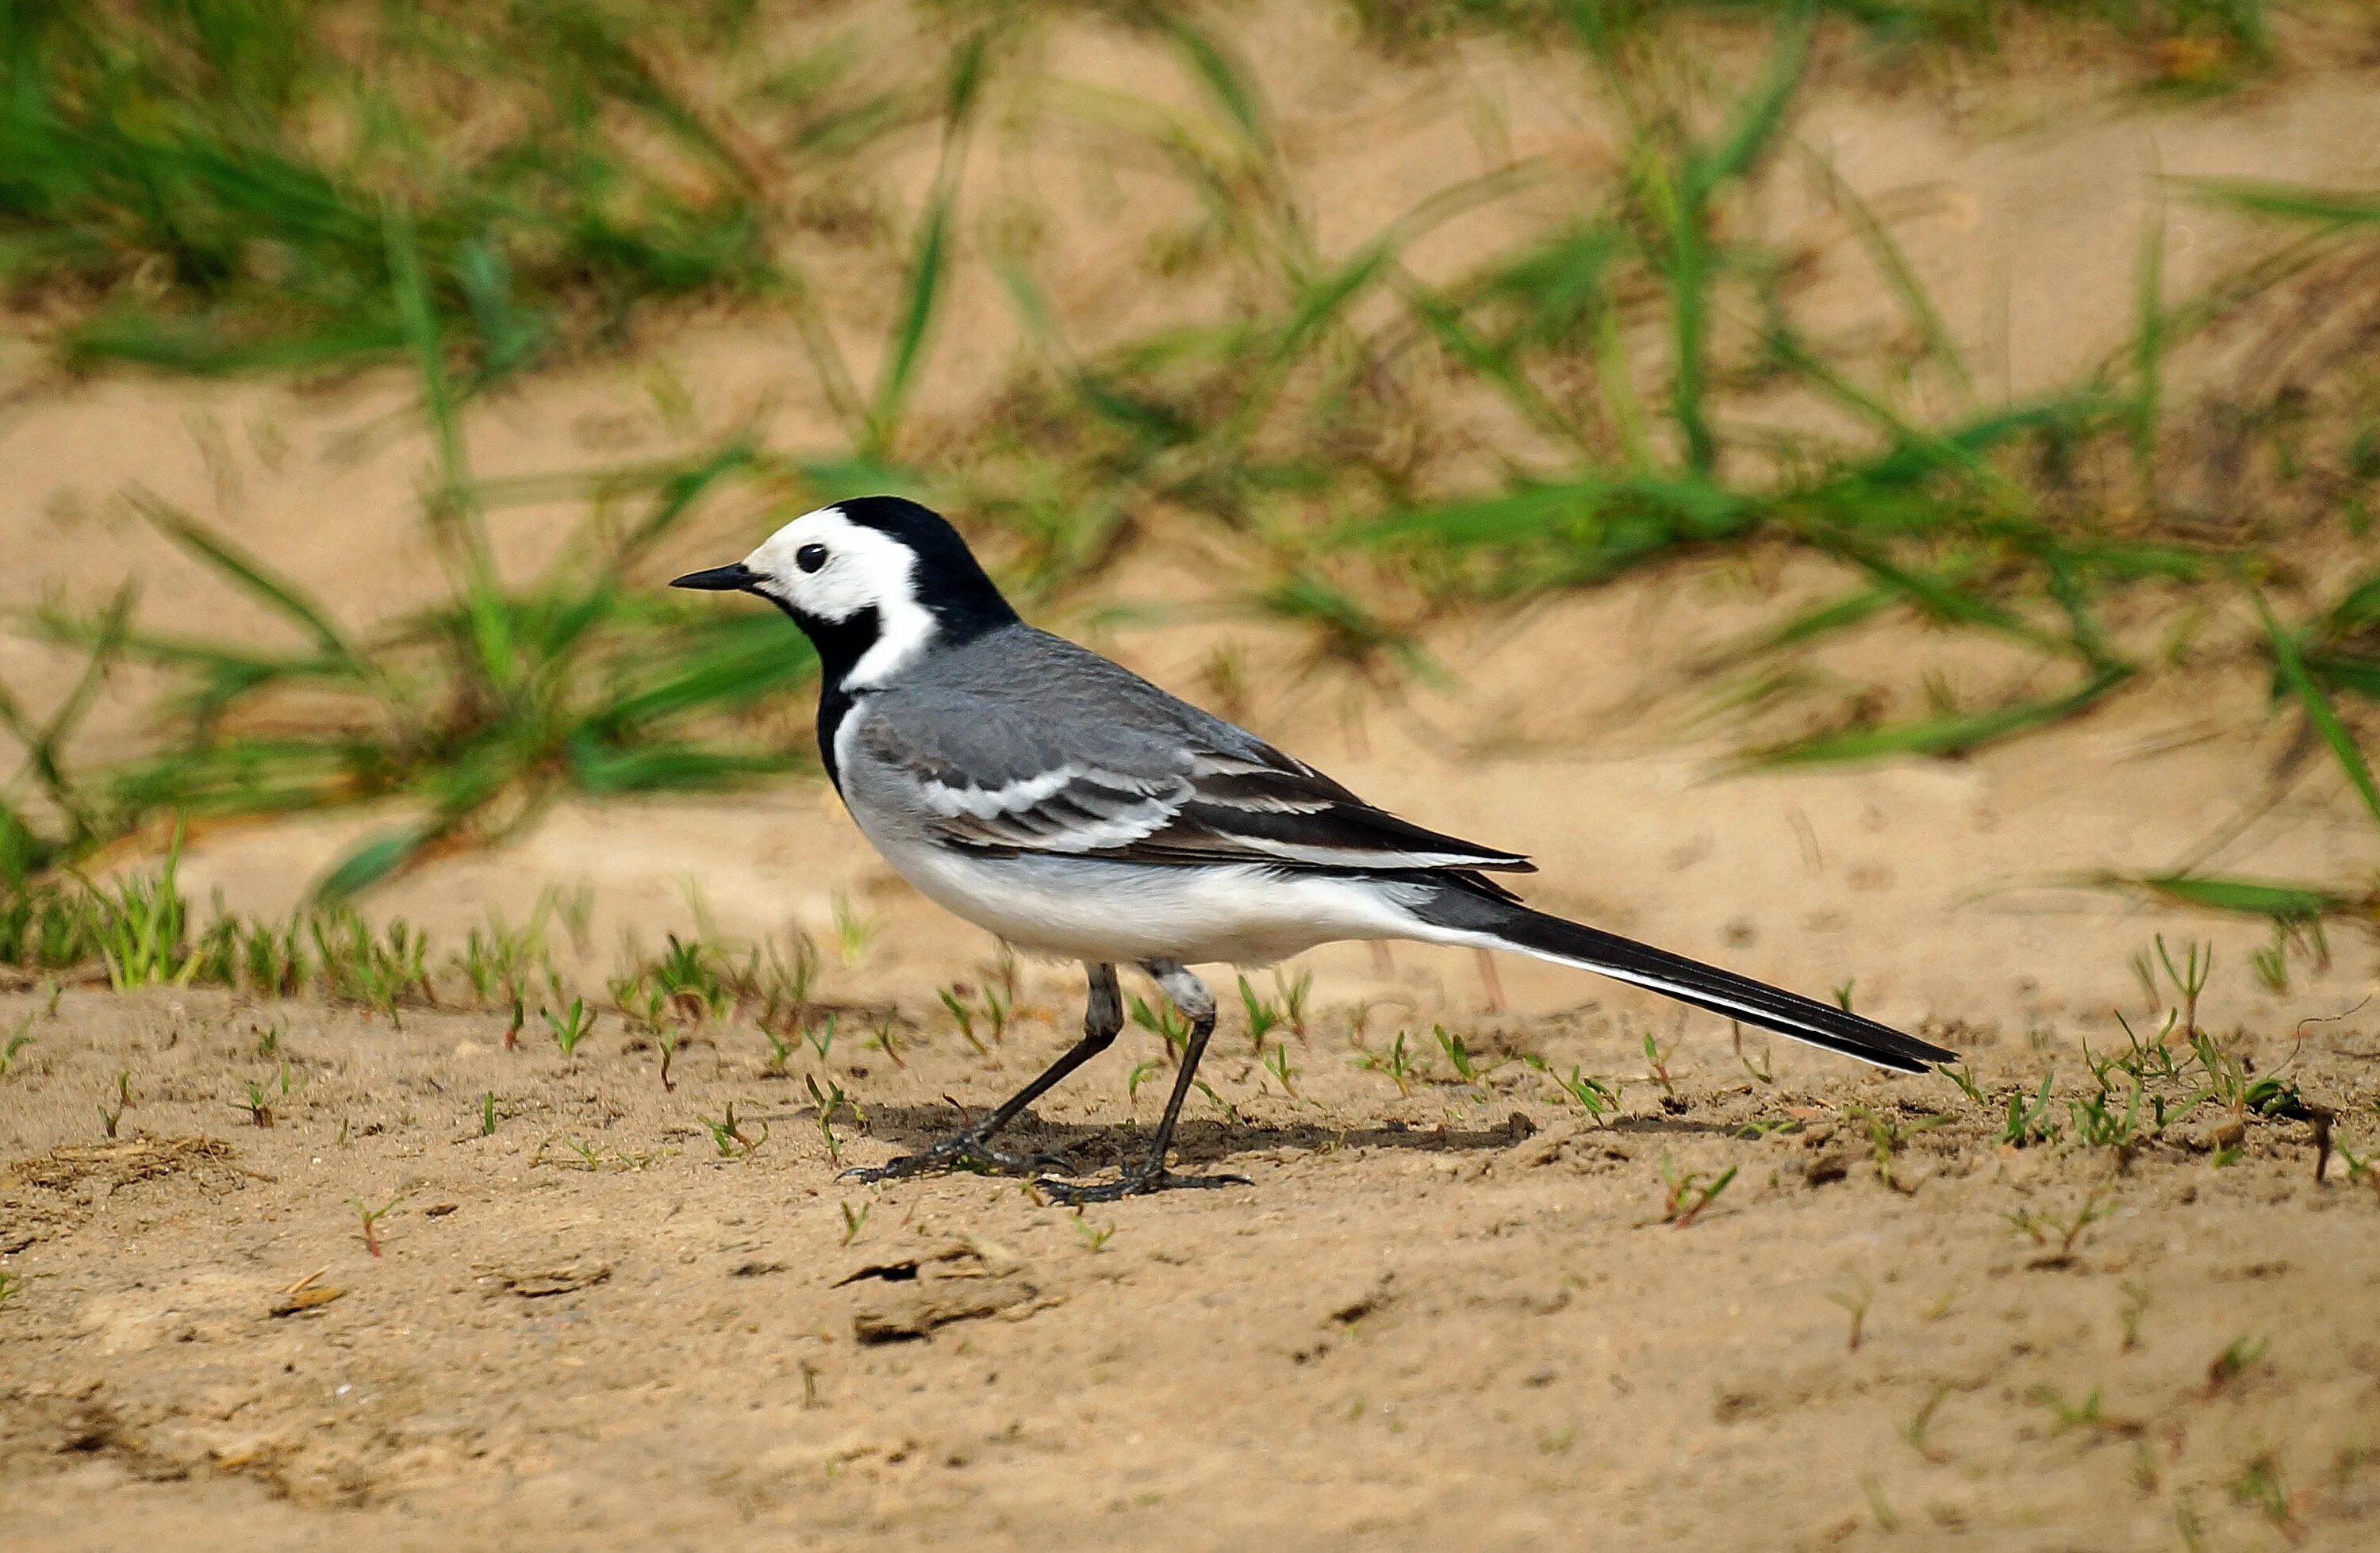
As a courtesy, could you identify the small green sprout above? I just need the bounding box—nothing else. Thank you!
[544,997,596,1058]
[1659,1151,1738,1227]
[702,1099,768,1158]
[351,1192,405,1257]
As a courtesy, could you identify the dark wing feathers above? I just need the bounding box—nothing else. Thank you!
[857,629,1530,876]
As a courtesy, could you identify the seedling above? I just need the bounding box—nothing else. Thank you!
[2206,1334,2269,1394]
[98,1070,132,1138]
[746,934,818,1033]
[0,1014,33,1077]
[830,892,876,966]
[761,1026,795,1076]
[533,1135,661,1173]
[1833,978,1857,1013]
[1126,1057,1163,1101]
[2070,1083,2144,1151]
[1641,1031,1676,1097]
[1261,1039,1300,1097]
[1827,1276,1874,1351]
[1902,1384,1952,1463]
[1273,966,1312,1036]
[1072,1211,1116,1253]
[1843,1104,1948,1191]
[1734,1026,1773,1087]
[1525,1056,1618,1118]
[2230,1452,2297,1537]
[654,933,727,1023]
[231,1078,275,1128]
[480,1091,497,1137]
[1354,1030,1416,1095]
[2250,932,2288,994]
[2161,937,2210,1035]
[941,987,988,1056]
[701,1100,768,1158]
[2000,1068,2059,1147]
[1127,994,1190,1055]
[837,1201,870,1247]
[1434,1026,1503,1091]
[651,1022,685,1091]
[2118,1281,2151,1351]
[1239,974,1282,1050]
[805,1012,839,1064]
[350,1193,405,1257]
[2007,1183,2117,1265]
[1658,1152,1738,1228]
[543,997,596,1058]
[1193,1078,1242,1125]
[866,1010,906,1069]
[0,1270,20,1305]
[1937,1063,1987,1109]
[1860,1475,1898,1532]
[252,1020,282,1057]
[804,1075,858,1164]
[2030,1386,2125,1437]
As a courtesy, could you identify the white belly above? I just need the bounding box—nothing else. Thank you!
[857,818,1427,967]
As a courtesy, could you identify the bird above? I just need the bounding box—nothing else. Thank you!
[672,496,1956,1201]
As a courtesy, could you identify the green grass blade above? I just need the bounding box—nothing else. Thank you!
[313,823,440,902]
[2120,873,2359,922]
[1799,148,1972,404]
[867,180,954,455]
[1746,665,2132,766]
[2189,179,2380,228]
[386,202,516,693]
[130,492,363,668]
[2258,592,2380,831]
[1691,5,1813,195]
[1165,17,1265,145]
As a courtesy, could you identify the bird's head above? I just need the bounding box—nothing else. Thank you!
[671,496,1016,689]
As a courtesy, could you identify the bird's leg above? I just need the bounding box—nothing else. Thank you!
[1037,959,1252,1203]
[843,962,1122,1183]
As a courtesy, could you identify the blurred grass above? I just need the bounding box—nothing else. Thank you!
[0,0,2376,915]
[0,0,925,377]
[1345,0,2275,85]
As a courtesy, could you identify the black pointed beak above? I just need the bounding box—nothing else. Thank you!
[669,562,760,592]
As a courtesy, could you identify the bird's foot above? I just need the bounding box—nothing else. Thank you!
[1032,1164,1252,1204]
[842,1129,1072,1184]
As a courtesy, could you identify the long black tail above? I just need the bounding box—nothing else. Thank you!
[1411,884,1956,1074]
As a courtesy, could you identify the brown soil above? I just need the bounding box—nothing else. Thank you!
[2,976,2378,1551]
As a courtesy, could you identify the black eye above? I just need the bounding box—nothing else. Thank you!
[795,543,828,573]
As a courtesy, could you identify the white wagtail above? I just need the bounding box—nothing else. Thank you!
[673,497,1955,1200]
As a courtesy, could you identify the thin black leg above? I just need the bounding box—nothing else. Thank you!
[1036,959,1252,1203]
[844,962,1122,1183]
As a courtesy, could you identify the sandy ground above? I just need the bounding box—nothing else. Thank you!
[2,977,2377,1551]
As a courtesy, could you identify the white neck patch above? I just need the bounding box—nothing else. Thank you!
[743,506,939,688]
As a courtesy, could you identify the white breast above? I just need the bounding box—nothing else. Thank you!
[851,814,1426,967]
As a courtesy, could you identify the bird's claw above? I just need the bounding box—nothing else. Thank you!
[1031,1167,1252,1204]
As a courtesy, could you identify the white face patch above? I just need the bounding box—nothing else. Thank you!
[743,505,938,688]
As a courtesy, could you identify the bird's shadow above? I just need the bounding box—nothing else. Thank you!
[855,1102,1522,1171]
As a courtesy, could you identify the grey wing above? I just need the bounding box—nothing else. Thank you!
[854,646,1534,876]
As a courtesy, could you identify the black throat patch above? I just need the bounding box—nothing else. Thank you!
[768,602,880,791]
